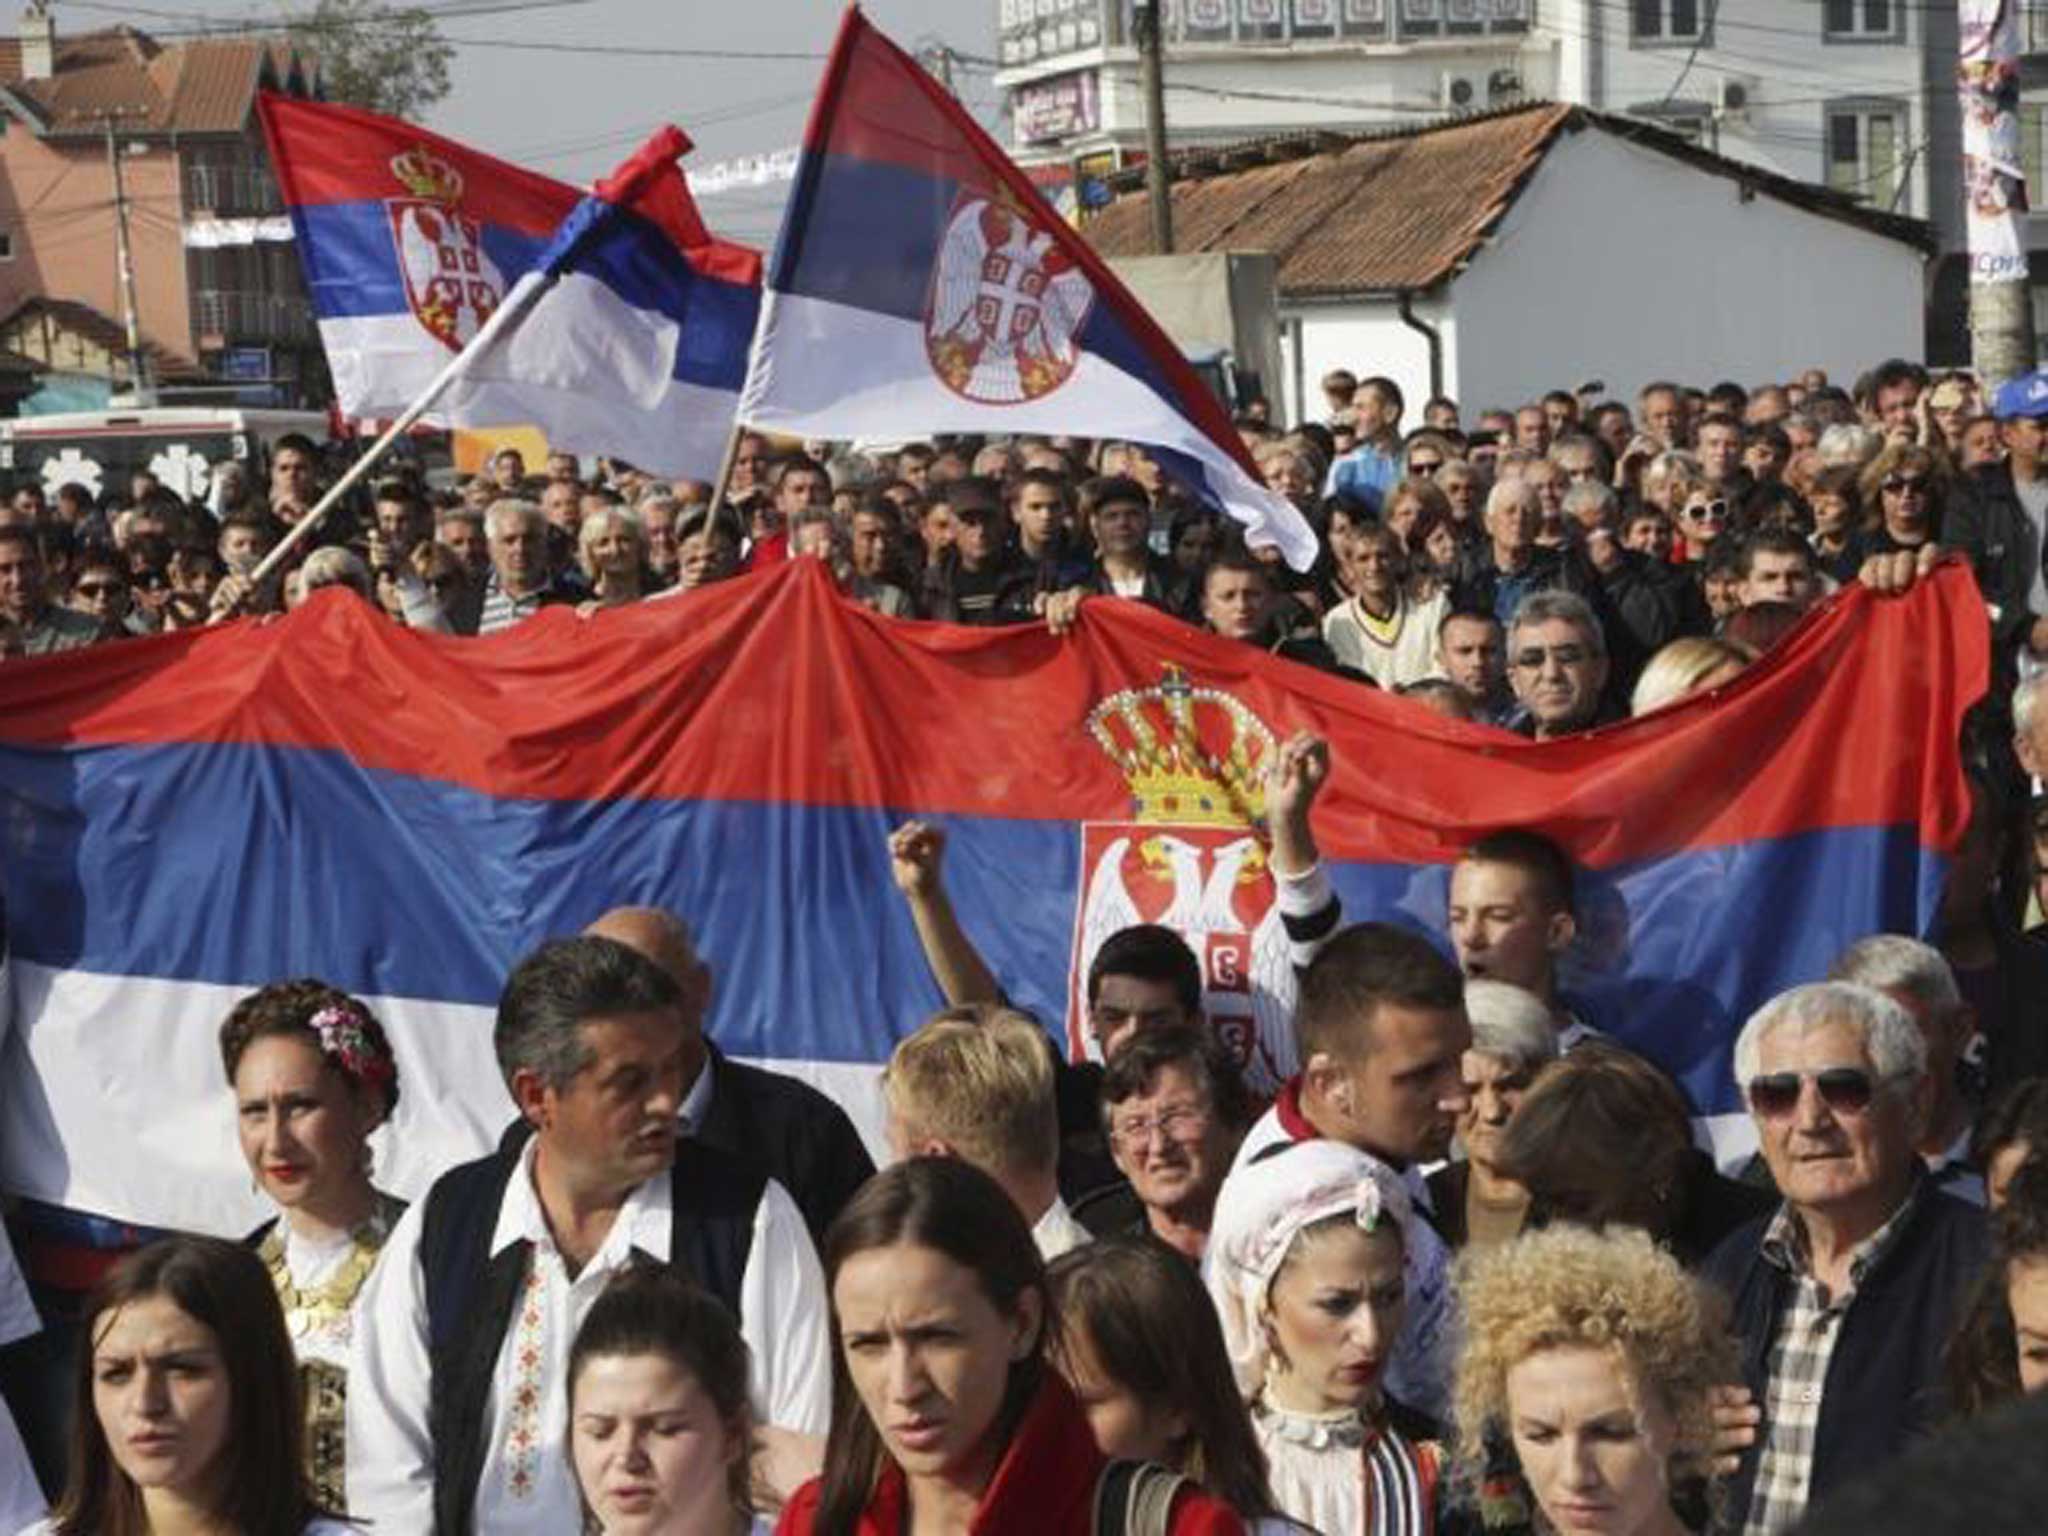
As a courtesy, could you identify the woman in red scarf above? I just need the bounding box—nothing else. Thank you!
[778,1157,1246,1536]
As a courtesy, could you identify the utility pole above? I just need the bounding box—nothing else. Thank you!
[99,109,152,404]
[1135,0,1173,253]
[1959,1,2036,388]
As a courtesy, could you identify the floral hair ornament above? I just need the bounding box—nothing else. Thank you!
[308,1002,396,1093]
[1204,1139,1412,1395]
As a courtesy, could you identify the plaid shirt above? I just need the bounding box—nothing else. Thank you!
[1741,1183,1922,1536]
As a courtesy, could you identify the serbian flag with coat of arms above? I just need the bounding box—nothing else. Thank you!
[256,93,760,478]
[738,8,1319,570]
[0,564,1986,1233]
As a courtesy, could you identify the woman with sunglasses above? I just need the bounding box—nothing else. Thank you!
[1670,476,1731,568]
[1858,443,1947,554]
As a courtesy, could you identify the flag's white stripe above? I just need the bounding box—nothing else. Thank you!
[0,963,888,1236]
[0,955,1755,1234]
[319,279,740,480]
[740,289,1319,570]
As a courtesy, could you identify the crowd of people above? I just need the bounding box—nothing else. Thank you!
[1,356,2047,1535]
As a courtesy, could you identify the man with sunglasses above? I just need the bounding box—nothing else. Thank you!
[1504,589,1613,739]
[1457,482,1682,700]
[1705,981,1988,1536]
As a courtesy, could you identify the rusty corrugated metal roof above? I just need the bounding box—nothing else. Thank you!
[1085,101,1928,296]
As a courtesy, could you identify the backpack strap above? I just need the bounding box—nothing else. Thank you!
[418,1139,525,1536]
[1093,1459,1193,1536]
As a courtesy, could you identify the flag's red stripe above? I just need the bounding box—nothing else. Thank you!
[0,562,1985,868]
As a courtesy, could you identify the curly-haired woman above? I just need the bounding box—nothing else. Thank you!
[1454,1226,1733,1536]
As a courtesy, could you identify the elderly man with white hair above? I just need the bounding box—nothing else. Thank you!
[1704,981,1988,1536]
[478,497,573,634]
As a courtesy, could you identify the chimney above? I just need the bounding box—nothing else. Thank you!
[19,1,52,82]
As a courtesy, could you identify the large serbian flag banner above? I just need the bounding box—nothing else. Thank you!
[737,8,1319,569]
[0,565,1983,1234]
[256,94,760,478]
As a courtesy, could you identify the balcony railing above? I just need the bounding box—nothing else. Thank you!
[185,163,284,217]
[998,0,1533,68]
[194,288,313,346]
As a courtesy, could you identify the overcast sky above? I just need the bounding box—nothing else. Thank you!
[79,0,1001,248]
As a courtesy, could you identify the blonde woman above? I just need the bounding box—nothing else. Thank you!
[1630,636,1754,716]
[579,507,650,608]
[1454,1226,1732,1536]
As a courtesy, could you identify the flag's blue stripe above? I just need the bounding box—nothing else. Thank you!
[771,153,949,317]
[773,152,1214,438]
[287,199,547,321]
[0,741,1938,1113]
[290,197,758,392]
[545,202,762,393]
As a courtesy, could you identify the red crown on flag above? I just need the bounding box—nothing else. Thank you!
[1087,666,1274,828]
[389,145,464,206]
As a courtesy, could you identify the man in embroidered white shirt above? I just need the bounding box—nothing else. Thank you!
[346,936,831,1534]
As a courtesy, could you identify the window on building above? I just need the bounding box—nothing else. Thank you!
[1633,0,1705,42]
[1823,0,1900,40]
[2029,1,2048,54]
[1339,0,1391,37]
[2022,99,2048,211]
[0,232,14,263]
[1826,103,1906,210]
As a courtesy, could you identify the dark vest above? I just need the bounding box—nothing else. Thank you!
[420,1128,764,1535]
[1703,1187,1987,1533]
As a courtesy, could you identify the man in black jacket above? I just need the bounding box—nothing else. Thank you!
[1948,372,2048,666]
[585,905,876,1245]
[1705,980,1987,1536]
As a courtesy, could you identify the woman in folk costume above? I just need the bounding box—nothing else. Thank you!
[219,979,406,1509]
[1209,1139,1442,1536]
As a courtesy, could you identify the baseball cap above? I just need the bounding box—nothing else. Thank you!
[1992,369,2048,420]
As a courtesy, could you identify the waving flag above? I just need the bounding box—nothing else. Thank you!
[738,9,1318,569]
[257,94,760,478]
[0,566,1983,1233]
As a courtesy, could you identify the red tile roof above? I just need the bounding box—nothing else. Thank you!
[0,25,300,138]
[1083,102,1929,297]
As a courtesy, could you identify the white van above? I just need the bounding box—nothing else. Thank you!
[0,407,331,505]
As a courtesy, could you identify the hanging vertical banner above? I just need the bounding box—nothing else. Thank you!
[1959,0,2028,287]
